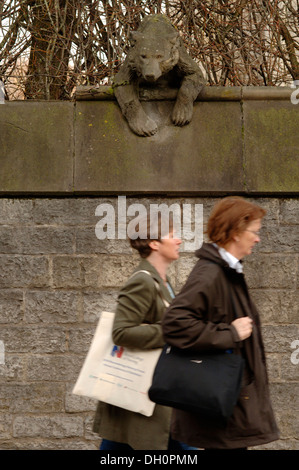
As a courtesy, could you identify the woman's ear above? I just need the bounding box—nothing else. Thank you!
[148,240,160,252]
[231,232,240,243]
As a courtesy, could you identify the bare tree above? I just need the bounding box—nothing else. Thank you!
[0,1,298,100]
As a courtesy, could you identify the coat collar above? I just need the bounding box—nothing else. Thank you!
[196,242,244,277]
[134,258,174,304]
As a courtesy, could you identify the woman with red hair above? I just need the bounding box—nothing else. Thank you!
[162,197,279,450]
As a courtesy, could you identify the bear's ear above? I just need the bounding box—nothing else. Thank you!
[129,31,143,45]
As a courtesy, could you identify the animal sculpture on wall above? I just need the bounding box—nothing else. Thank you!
[113,14,205,137]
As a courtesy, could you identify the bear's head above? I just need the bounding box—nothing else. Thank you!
[128,31,180,82]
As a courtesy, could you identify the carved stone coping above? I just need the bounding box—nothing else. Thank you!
[75,85,295,101]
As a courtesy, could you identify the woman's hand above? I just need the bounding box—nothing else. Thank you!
[231,317,253,340]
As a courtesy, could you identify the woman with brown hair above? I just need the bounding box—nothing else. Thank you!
[93,214,195,450]
[162,197,279,450]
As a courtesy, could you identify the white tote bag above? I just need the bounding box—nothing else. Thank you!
[72,311,162,417]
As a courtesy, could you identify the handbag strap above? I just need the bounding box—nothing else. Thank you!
[130,270,170,308]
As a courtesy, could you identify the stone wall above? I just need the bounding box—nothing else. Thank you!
[0,87,298,195]
[0,196,298,450]
[0,88,298,450]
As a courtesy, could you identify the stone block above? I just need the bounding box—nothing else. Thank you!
[52,256,83,289]
[0,199,36,225]
[244,254,297,289]
[68,326,95,354]
[280,199,299,225]
[13,415,83,438]
[1,326,67,353]
[0,414,12,439]
[24,290,80,323]
[27,355,83,381]
[65,384,98,413]
[30,197,111,226]
[0,290,23,323]
[281,355,299,381]
[0,102,74,193]
[82,290,118,323]
[74,100,243,193]
[0,383,65,412]
[255,225,299,253]
[174,254,197,291]
[95,255,139,288]
[0,255,50,288]
[250,289,298,324]
[75,227,132,254]
[276,412,299,438]
[243,101,299,193]
[265,354,280,382]
[261,325,299,353]
[0,226,75,254]
[52,254,139,289]
[0,354,25,381]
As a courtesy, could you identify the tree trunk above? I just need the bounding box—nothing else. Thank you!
[25,1,75,99]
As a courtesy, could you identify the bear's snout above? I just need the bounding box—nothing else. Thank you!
[141,60,162,82]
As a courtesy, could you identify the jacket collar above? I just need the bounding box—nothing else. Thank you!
[134,258,174,304]
[195,242,243,277]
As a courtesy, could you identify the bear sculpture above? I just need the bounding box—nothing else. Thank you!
[113,15,205,137]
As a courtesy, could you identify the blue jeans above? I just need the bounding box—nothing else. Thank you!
[100,436,197,451]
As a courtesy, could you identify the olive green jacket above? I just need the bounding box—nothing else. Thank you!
[92,259,174,450]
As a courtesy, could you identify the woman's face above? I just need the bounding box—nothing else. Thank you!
[233,218,262,259]
[156,231,182,262]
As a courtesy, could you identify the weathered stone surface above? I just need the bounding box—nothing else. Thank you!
[243,100,299,193]
[0,414,12,439]
[52,256,84,289]
[74,100,244,193]
[262,325,299,353]
[280,199,299,225]
[0,354,25,381]
[0,290,23,323]
[250,289,298,324]
[1,326,67,353]
[68,326,96,354]
[65,384,98,413]
[244,254,297,289]
[112,14,205,136]
[82,290,118,323]
[281,355,299,381]
[0,383,65,412]
[0,93,298,195]
[271,383,299,412]
[0,197,297,450]
[27,355,83,381]
[0,255,50,288]
[13,415,83,438]
[0,102,74,193]
[0,226,75,254]
[24,290,79,323]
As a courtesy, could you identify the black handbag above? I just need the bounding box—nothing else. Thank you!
[148,345,244,424]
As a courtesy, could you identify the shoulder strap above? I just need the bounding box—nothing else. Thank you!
[130,270,170,308]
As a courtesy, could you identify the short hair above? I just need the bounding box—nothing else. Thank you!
[129,213,174,258]
[207,197,266,247]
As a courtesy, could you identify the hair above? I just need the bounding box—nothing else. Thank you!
[207,197,266,247]
[129,213,174,258]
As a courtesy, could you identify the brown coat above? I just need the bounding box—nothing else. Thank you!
[162,243,279,449]
[93,259,174,450]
